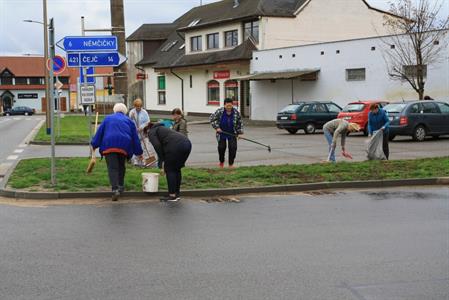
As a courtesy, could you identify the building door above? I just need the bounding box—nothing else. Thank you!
[2,95,13,111]
[240,80,250,117]
[59,97,67,112]
[41,97,47,113]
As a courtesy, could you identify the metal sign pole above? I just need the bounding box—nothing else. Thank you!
[81,16,93,145]
[49,18,56,186]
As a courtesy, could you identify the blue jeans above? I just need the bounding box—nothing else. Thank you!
[324,129,336,162]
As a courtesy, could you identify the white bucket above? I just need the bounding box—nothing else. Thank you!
[142,173,159,193]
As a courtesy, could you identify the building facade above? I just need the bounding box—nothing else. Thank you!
[129,0,393,117]
[0,56,70,113]
[247,32,449,120]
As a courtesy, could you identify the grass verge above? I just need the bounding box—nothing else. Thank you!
[6,157,449,192]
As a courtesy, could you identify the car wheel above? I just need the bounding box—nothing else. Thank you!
[412,125,426,141]
[304,123,316,134]
[24,112,29,116]
[287,129,298,134]
[5,113,10,116]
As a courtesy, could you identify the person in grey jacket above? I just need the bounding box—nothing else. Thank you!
[171,108,188,137]
[323,119,360,162]
[146,123,192,202]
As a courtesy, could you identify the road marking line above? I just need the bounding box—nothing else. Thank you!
[13,117,20,120]
[14,149,24,153]
[7,155,18,160]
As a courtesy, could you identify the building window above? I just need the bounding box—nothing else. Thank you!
[207,33,219,49]
[225,80,239,106]
[29,77,43,85]
[59,77,69,84]
[244,20,259,43]
[0,75,13,85]
[191,36,202,52]
[224,30,238,47]
[158,75,166,105]
[158,91,166,105]
[14,77,28,85]
[403,65,427,79]
[207,80,220,106]
[346,68,366,81]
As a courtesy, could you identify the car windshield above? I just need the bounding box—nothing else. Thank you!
[280,105,300,113]
[384,103,407,113]
[342,103,365,112]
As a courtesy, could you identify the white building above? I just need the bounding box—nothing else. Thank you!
[246,32,449,120]
[129,0,394,117]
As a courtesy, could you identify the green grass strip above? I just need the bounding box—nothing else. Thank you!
[7,157,449,192]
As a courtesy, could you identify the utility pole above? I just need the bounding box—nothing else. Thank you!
[43,0,51,134]
[48,18,56,186]
[110,0,128,106]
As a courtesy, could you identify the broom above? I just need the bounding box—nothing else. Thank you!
[86,112,99,173]
[138,130,157,167]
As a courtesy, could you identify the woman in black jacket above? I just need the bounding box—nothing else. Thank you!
[146,123,192,202]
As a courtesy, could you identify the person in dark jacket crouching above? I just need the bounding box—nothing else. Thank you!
[368,103,390,159]
[146,122,192,202]
[91,103,143,201]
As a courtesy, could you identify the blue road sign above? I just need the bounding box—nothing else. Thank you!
[67,52,127,67]
[57,36,118,52]
[47,55,66,75]
[79,67,95,84]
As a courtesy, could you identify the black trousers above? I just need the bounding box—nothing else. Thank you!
[165,141,192,195]
[218,137,237,165]
[105,153,126,191]
[383,131,390,160]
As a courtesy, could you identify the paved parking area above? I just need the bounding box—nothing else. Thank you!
[10,119,449,168]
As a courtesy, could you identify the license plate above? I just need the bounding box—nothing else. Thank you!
[281,116,288,120]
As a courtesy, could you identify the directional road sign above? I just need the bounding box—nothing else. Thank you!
[67,52,127,67]
[57,36,117,52]
[46,55,66,75]
[79,67,95,84]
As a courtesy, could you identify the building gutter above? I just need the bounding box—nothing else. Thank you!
[170,69,184,113]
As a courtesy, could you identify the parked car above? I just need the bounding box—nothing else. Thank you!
[337,100,389,136]
[384,100,449,141]
[276,101,342,134]
[3,106,35,116]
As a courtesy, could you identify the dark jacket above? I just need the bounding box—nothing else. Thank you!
[368,108,390,135]
[209,107,243,135]
[91,112,143,159]
[148,124,190,168]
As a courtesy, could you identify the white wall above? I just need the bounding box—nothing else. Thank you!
[261,0,389,50]
[250,33,449,120]
[145,65,249,114]
[0,89,70,112]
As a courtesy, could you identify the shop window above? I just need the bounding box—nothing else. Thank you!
[225,80,239,106]
[207,80,220,106]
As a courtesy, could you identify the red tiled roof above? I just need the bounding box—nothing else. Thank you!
[0,56,70,77]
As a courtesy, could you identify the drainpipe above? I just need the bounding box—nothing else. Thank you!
[170,69,184,113]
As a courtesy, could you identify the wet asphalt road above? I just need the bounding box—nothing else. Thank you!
[0,187,448,300]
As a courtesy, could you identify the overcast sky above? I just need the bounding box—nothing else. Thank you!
[0,0,447,56]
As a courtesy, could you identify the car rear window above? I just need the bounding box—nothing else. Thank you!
[342,103,365,112]
[280,105,300,113]
[384,103,407,113]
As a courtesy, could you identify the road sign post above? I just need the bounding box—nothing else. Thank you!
[48,18,56,186]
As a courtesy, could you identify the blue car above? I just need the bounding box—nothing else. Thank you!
[384,101,449,141]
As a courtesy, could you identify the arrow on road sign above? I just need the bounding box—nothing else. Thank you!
[79,67,95,84]
[57,36,118,52]
[67,52,127,67]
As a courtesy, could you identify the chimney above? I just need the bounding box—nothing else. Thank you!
[233,0,239,8]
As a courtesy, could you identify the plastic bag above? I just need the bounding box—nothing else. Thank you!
[366,130,386,160]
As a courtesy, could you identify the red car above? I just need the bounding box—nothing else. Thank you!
[337,100,389,135]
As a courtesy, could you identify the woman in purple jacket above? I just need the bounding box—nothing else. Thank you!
[91,103,143,201]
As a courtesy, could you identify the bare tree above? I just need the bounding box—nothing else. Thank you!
[382,0,448,99]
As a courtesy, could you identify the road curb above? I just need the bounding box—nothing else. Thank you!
[1,177,448,200]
